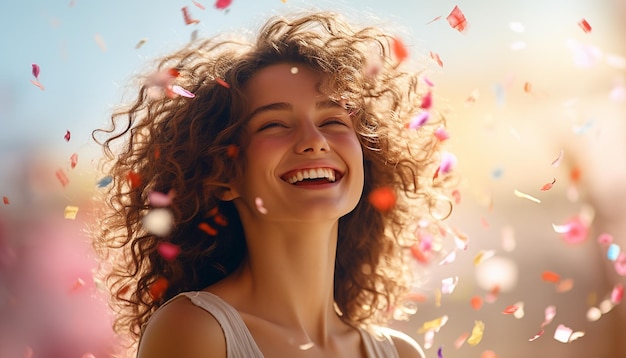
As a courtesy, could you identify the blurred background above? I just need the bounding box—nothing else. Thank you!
[0,0,624,357]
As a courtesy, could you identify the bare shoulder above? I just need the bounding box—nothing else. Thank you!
[137,296,226,358]
[384,327,425,358]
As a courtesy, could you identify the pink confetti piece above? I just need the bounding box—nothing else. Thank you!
[551,149,564,167]
[528,329,545,342]
[70,277,85,293]
[407,112,429,129]
[578,18,592,33]
[56,169,69,187]
[439,151,457,174]
[426,16,442,25]
[541,305,556,327]
[454,332,469,348]
[30,79,45,90]
[434,127,449,141]
[447,6,468,33]
[148,190,174,207]
[64,130,71,141]
[540,178,556,191]
[171,85,195,98]
[513,189,541,203]
[611,283,623,304]
[615,253,626,276]
[214,0,232,10]
[70,153,78,169]
[421,91,433,109]
[182,6,200,25]
[429,51,444,67]
[192,0,206,10]
[553,216,589,244]
[255,197,268,214]
[597,233,613,245]
[157,242,181,261]
[31,63,40,79]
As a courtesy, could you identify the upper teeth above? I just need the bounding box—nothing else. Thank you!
[286,168,336,184]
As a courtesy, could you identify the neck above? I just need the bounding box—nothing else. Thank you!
[233,216,344,343]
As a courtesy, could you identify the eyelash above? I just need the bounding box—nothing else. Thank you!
[257,118,347,131]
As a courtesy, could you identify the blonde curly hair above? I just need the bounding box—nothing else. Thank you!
[91,10,455,350]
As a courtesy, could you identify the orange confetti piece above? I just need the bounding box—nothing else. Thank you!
[569,166,581,183]
[56,169,69,187]
[480,350,498,358]
[30,79,45,90]
[69,153,78,169]
[392,37,409,63]
[214,214,228,226]
[198,222,217,235]
[368,187,396,211]
[470,295,483,310]
[578,18,592,33]
[447,5,468,33]
[226,144,239,158]
[502,304,519,314]
[181,6,199,25]
[149,277,169,300]
[2,196,8,205]
[216,78,230,88]
[540,178,556,191]
[410,244,429,264]
[429,51,443,67]
[454,332,470,349]
[556,278,574,293]
[127,171,141,189]
[542,270,561,283]
[523,82,532,93]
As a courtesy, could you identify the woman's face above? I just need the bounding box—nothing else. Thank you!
[228,63,364,222]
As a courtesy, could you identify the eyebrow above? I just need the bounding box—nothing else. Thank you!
[247,100,345,121]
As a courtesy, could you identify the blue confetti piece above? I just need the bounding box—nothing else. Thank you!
[97,175,113,188]
[607,243,621,261]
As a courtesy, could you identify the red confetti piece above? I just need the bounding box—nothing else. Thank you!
[168,68,180,77]
[226,144,239,158]
[368,186,396,211]
[434,127,449,141]
[214,214,228,226]
[216,78,230,88]
[149,277,169,300]
[192,0,206,10]
[69,277,85,293]
[421,91,432,109]
[31,64,40,79]
[127,171,141,189]
[56,169,69,187]
[157,242,181,261]
[2,196,8,205]
[392,37,409,63]
[470,295,483,310]
[502,304,519,314]
[181,6,199,25]
[447,5,468,33]
[198,222,217,235]
[611,283,624,304]
[540,178,556,191]
[64,130,71,141]
[429,51,444,67]
[542,270,561,283]
[214,0,232,9]
[578,18,592,33]
[528,329,545,342]
[69,153,78,169]
[480,350,498,358]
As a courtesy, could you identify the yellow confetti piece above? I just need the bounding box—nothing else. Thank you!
[513,189,541,203]
[435,288,442,307]
[64,206,79,220]
[473,250,495,265]
[467,320,485,346]
[417,315,448,334]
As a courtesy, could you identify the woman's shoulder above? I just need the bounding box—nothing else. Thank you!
[376,326,425,358]
[136,294,227,358]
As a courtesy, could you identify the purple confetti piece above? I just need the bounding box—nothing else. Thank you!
[31,63,40,79]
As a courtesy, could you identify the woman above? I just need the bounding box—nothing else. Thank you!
[92,10,455,357]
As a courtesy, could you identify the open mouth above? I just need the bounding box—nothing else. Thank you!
[281,167,344,186]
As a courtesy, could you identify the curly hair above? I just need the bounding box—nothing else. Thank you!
[91,10,455,351]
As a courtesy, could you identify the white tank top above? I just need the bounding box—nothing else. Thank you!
[170,291,400,358]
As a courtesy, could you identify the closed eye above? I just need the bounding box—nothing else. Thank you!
[257,121,288,131]
[321,118,348,127]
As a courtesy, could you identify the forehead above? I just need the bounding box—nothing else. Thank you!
[242,63,326,110]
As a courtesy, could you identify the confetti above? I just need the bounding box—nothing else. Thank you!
[192,0,206,10]
[182,6,200,25]
[426,16,442,24]
[607,243,620,261]
[148,190,174,207]
[473,250,494,265]
[437,346,443,358]
[2,196,9,205]
[171,85,195,98]
[429,51,444,67]
[615,253,626,276]
[392,37,409,63]
[523,82,532,93]
[556,278,574,293]
[135,38,148,49]
[480,350,498,358]
[157,242,181,261]
[441,276,459,294]
[149,277,169,300]
[466,320,484,346]
[438,151,457,174]
[368,187,396,211]
[502,303,520,314]
[578,18,592,33]
[551,149,564,167]
[198,222,217,235]
[553,324,573,343]
[541,305,556,327]
[553,216,589,244]
[434,127,449,141]
[597,233,613,245]
[417,315,448,333]
[69,153,78,169]
[421,91,433,109]
[226,144,239,158]
[611,283,624,304]
[94,33,107,51]
[540,178,556,191]
[64,205,79,219]
[509,21,525,32]
[30,79,45,90]
[96,175,113,188]
[142,209,174,236]
[290,66,299,74]
[541,270,560,283]
[56,169,69,187]
[214,0,232,9]
[528,329,545,342]
[513,189,540,203]
[70,277,85,293]
[407,112,429,129]
[255,197,268,214]
[127,171,142,189]
[454,332,469,348]
[470,295,483,310]
[31,63,40,79]
[447,6,468,33]
[586,306,602,322]
[216,78,230,88]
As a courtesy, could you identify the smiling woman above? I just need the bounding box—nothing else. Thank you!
[90,10,456,358]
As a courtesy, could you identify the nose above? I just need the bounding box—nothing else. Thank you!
[294,121,330,154]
